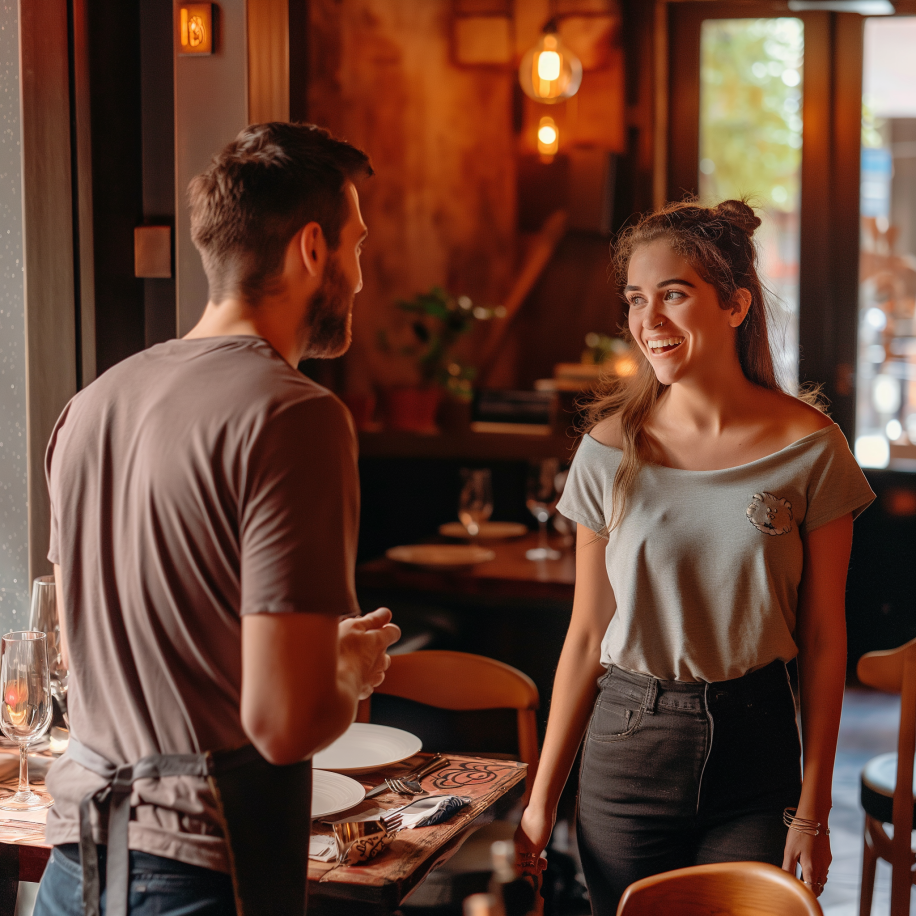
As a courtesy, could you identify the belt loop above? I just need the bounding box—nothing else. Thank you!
[644,677,659,715]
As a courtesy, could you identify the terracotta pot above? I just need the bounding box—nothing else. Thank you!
[383,387,442,433]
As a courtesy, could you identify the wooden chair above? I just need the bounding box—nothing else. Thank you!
[359,649,540,800]
[616,861,823,916]
[857,636,916,916]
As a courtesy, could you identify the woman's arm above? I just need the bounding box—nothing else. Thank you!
[516,524,617,858]
[782,512,853,895]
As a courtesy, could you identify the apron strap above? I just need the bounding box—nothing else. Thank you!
[66,737,211,916]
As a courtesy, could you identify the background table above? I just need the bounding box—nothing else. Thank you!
[357,531,574,603]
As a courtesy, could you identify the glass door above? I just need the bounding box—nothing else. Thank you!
[698,18,804,389]
[855,16,916,469]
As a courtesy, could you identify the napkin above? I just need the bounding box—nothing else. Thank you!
[308,835,338,862]
[389,794,471,828]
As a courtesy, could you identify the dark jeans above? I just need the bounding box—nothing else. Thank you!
[33,843,236,916]
[576,661,802,916]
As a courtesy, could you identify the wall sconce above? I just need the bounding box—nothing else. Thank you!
[519,20,582,104]
[537,117,559,161]
[178,4,214,56]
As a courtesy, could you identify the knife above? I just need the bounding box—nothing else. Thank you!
[363,753,447,799]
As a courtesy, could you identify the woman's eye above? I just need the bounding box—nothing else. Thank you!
[664,289,685,301]
[628,295,645,307]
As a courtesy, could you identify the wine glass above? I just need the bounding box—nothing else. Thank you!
[526,459,562,561]
[29,576,68,728]
[0,631,54,810]
[458,469,493,537]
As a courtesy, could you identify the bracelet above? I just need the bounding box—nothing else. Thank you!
[783,807,830,837]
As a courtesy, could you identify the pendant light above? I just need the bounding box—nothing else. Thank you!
[518,19,583,104]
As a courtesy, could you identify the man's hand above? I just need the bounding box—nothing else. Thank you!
[240,608,398,765]
[338,608,401,700]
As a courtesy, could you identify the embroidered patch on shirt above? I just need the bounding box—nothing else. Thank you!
[746,492,793,536]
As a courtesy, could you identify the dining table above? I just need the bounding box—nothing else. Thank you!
[356,530,575,604]
[0,747,526,916]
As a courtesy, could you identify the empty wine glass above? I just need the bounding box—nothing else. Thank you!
[526,458,562,561]
[458,469,493,536]
[0,631,53,810]
[29,576,68,728]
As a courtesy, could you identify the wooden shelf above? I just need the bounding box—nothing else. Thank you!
[357,427,579,461]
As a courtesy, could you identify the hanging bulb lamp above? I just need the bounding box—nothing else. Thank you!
[518,20,583,104]
[537,117,559,159]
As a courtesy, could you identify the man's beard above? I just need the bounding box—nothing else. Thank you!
[300,254,354,359]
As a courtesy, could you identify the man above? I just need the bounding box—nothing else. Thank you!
[34,123,399,915]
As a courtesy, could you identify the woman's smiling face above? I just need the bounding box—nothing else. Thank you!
[625,238,747,387]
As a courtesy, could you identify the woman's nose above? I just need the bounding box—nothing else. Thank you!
[642,302,663,329]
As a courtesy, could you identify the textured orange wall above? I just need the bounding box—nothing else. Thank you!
[309,0,518,391]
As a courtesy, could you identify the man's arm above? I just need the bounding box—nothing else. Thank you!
[240,607,400,765]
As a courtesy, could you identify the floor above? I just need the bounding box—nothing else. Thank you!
[821,686,900,916]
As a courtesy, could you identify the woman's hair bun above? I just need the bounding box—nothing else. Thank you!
[715,199,762,236]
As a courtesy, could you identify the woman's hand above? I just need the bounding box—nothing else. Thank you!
[782,829,831,899]
[515,804,555,874]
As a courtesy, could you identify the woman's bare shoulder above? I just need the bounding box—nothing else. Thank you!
[588,414,624,449]
[761,389,833,441]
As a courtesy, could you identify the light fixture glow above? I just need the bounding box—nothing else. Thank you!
[519,22,583,104]
[537,48,561,82]
[537,116,559,159]
[538,122,557,146]
[855,434,890,468]
[788,1,894,13]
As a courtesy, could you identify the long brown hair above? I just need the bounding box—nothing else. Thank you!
[586,198,813,532]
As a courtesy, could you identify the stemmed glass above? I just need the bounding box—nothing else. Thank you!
[526,458,563,561]
[29,576,68,728]
[458,469,493,537]
[0,632,54,810]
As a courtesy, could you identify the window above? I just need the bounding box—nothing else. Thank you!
[855,16,916,469]
[699,18,804,390]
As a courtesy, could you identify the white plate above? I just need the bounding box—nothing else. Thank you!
[313,723,422,775]
[385,544,495,570]
[438,521,529,540]
[311,769,365,820]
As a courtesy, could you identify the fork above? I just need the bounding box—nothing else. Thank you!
[381,811,403,833]
[384,755,449,796]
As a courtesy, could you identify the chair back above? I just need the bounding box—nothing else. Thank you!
[361,650,540,800]
[616,861,822,916]
[857,637,916,868]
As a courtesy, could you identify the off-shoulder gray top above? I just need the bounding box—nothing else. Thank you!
[557,423,875,683]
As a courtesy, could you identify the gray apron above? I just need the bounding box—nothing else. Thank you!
[65,737,312,916]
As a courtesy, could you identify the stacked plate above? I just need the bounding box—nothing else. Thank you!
[311,723,423,819]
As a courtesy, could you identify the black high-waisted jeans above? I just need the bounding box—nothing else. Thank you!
[576,660,802,916]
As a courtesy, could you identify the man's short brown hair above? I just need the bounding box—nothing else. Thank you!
[189,122,372,304]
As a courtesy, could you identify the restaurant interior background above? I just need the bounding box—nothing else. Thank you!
[1,0,914,663]
[0,0,913,912]
[0,0,916,798]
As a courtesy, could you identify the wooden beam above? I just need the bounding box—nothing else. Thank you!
[19,0,78,583]
[248,0,290,123]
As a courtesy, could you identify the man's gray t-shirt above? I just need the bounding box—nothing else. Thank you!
[44,336,360,871]
[558,423,875,683]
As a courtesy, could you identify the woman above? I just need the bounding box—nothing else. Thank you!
[515,199,874,913]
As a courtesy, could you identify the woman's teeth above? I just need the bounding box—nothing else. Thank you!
[647,337,684,354]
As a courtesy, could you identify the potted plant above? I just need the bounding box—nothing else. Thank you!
[378,287,503,432]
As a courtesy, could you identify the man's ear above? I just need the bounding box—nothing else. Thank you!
[299,222,327,278]
[728,288,753,327]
